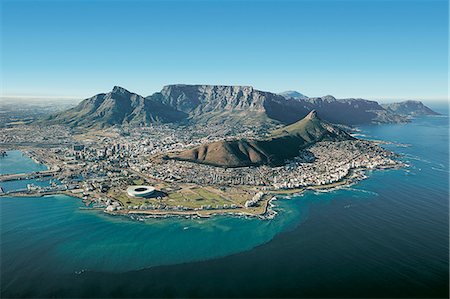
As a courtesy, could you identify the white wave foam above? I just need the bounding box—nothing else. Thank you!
[342,187,379,196]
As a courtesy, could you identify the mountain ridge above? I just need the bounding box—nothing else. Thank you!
[41,84,438,129]
[43,86,186,129]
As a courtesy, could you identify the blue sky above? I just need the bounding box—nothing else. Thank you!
[1,0,448,101]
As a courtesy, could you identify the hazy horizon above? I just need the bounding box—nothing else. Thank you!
[1,85,448,104]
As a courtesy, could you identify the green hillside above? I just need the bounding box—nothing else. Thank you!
[170,110,354,167]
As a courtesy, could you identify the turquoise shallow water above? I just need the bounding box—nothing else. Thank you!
[1,109,448,298]
[0,151,307,272]
[0,194,306,273]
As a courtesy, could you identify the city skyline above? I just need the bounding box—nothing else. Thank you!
[1,0,448,101]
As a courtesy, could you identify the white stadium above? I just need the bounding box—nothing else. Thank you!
[126,185,156,198]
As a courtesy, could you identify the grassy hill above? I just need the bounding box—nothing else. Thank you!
[169,110,354,167]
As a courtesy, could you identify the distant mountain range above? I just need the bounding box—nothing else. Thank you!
[42,85,439,129]
[168,110,353,167]
[382,100,440,116]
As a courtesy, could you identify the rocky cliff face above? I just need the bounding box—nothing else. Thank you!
[153,85,408,126]
[150,84,311,126]
[158,84,266,113]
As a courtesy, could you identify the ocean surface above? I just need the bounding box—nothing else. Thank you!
[0,150,56,193]
[0,150,48,174]
[1,108,448,298]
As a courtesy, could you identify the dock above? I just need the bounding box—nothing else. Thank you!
[0,169,60,182]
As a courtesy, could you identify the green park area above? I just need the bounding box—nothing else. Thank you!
[109,184,254,210]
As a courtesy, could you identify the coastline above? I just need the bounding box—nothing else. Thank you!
[1,162,403,221]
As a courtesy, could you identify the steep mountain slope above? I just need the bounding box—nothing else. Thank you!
[151,85,405,126]
[382,100,439,116]
[149,84,310,126]
[157,85,265,114]
[169,110,354,167]
[44,86,186,128]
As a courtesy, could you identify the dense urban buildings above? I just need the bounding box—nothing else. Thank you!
[0,113,402,218]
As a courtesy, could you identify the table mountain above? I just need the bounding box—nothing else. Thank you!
[42,84,412,129]
[147,84,406,126]
[149,84,310,126]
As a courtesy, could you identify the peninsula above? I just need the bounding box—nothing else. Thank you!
[1,84,434,219]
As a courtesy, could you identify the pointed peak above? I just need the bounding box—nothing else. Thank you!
[111,86,131,94]
[305,109,319,120]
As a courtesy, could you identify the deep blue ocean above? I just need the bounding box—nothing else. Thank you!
[1,106,448,298]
